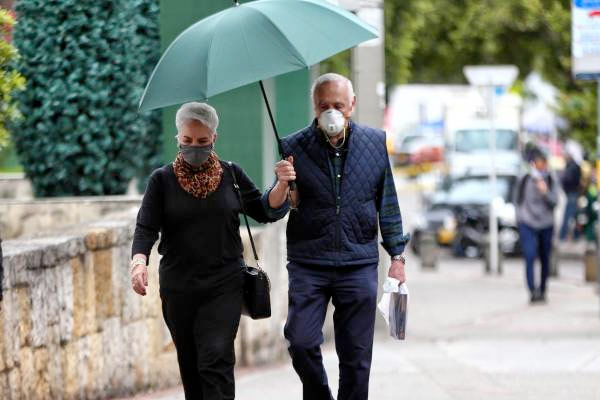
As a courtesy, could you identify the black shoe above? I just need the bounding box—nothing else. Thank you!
[530,291,547,304]
[530,292,539,303]
[538,292,547,303]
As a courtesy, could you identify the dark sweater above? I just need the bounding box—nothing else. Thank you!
[132,161,282,293]
[561,159,581,194]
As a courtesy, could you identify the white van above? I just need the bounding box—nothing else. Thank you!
[446,119,523,177]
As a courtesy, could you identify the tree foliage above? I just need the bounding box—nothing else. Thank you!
[385,0,597,153]
[558,85,597,152]
[11,0,160,196]
[0,8,24,149]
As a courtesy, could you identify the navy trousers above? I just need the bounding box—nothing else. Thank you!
[284,261,378,400]
[518,223,553,295]
[559,193,580,241]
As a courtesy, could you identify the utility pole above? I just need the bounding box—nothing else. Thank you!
[571,0,600,317]
[597,79,600,317]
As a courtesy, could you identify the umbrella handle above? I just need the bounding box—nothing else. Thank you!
[288,178,298,209]
[283,153,296,192]
[282,154,297,192]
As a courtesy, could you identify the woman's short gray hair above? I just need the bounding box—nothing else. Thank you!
[175,102,219,133]
[310,73,355,101]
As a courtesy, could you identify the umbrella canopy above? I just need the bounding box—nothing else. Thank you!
[139,0,378,112]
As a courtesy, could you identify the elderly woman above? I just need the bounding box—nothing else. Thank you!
[130,102,294,399]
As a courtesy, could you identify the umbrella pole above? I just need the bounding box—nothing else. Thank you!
[259,80,297,191]
[259,80,284,157]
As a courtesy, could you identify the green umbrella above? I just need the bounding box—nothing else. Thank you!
[139,0,378,155]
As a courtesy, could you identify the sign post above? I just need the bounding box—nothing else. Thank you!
[463,65,519,275]
[572,0,600,316]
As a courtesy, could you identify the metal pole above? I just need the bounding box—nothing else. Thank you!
[550,107,559,278]
[596,79,600,317]
[489,85,499,274]
[258,80,284,156]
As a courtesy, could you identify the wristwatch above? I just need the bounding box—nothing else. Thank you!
[391,254,405,263]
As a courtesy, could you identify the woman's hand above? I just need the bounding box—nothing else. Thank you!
[130,255,148,296]
[131,265,148,296]
[269,156,296,208]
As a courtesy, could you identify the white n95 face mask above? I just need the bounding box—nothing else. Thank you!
[318,109,346,137]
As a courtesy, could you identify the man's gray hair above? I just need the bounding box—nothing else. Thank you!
[175,102,219,133]
[310,73,355,101]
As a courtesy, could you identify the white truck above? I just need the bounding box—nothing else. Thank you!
[385,84,524,176]
[444,92,523,177]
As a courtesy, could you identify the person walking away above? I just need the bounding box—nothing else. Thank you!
[559,140,583,241]
[514,148,560,303]
[580,177,598,245]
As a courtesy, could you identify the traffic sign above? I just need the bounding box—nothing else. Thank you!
[572,0,600,80]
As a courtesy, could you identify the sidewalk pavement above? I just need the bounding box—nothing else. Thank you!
[116,251,600,400]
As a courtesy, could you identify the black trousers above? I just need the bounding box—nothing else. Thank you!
[160,272,243,400]
[284,262,378,400]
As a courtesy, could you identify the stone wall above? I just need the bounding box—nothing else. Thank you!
[0,174,33,200]
[0,196,142,239]
[0,210,290,399]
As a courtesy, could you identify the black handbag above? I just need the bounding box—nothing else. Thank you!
[228,162,272,319]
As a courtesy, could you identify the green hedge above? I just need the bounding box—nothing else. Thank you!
[130,0,162,192]
[12,0,160,196]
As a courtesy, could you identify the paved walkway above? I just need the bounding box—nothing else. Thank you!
[116,252,600,400]
[117,174,600,399]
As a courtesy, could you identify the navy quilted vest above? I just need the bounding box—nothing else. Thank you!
[281,120,388,267]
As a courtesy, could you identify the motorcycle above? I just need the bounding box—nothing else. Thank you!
[451,204,521,258]
[451,205,487,258]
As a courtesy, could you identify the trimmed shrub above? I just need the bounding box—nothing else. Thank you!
[130,0,162,192]
[12,0,160,196]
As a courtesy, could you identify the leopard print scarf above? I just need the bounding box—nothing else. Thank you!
[173,151,223,198]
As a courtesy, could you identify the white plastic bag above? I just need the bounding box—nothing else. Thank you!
[377,277,409,340]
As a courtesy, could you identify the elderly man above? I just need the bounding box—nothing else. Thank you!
[267,73,409,400]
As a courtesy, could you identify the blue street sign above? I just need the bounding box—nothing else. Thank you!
[574,0,600,8]
[573,0,600,79]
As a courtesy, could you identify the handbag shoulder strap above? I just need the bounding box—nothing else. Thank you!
[227,162,260,264]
